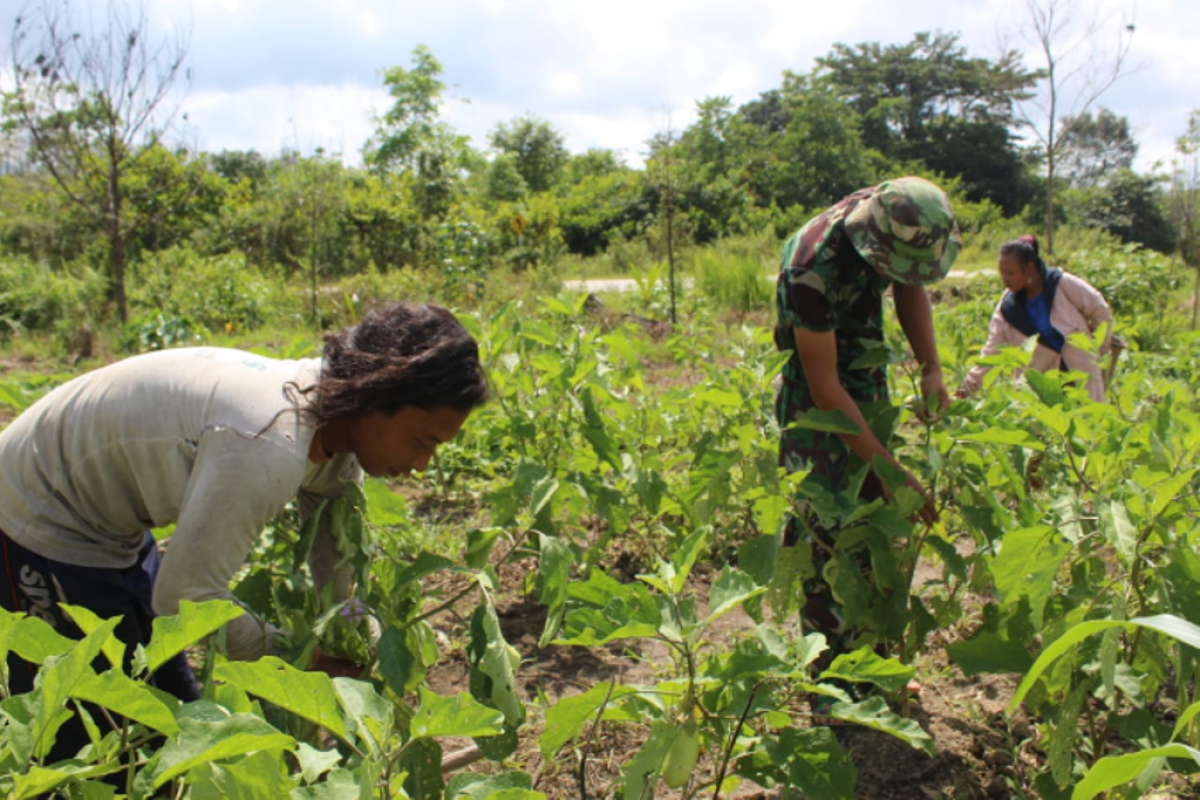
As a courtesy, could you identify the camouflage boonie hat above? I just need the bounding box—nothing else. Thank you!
[843,176,962,285]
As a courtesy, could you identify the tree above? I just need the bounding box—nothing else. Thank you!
[1166,110,1200,329]
[816,31,1038,212]
[1006,0,1139,253]
[731,73,876,214]
[1055,108,1137,188]
[488,115,568,194]
[365,45,475,220]
[4,0,192,322]
[485,152,528,203]
[565,148,623,184]
[210,149,267,188]
[1062,168,1173,253]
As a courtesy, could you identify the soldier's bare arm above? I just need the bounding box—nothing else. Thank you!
[793,327,940,525]
[893,283,949,412]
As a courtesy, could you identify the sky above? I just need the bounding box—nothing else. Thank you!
[2,0,1196,173]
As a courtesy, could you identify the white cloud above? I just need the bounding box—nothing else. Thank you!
[5,0,1197,175]
[184,82,379,162]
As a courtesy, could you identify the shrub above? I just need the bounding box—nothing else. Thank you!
[692,235,775,313]
[128,246,280,331]
[0,256,106,336]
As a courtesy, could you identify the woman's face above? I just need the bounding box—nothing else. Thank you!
[342,405,471,478]
[998,252,1034,293]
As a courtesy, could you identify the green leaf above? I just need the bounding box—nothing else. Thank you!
[830,697,936,756]
[958,429,1046,451]
[669,527,709,595]
[290,768,362,799]
[540,682,636,759]
[445,771,540,798]
[400,736,443,799]
[738,534,780,587]
[1008,615,1200,715]
[0,608,76,666]
[145,600,245,674]
[580,388,622,470]
[1103,501,1137,566]
[1048,684,1086,788]
[190,750,299,799]
[706,567,765,626]
[214,656,350,742]
[465,528,505,570]
[786,408,860,435]
[70,670,180,737]
[32,618,119,758]
[925,536,969,583]
[947,629,1035,677]
[694,387,744,408]
[1026,369,1065,407]
[57,604,126,671]
[392,552,475,588]
[468,603,524,727]
[536,533,573,648]
[410,685,504,740]
[1072,744,1200,800]
[1151,470,1195,519]
[742,726,856,800]
[990,525,1069,628]
[10,764,113,800]
[333,677,393,758]
[294,741,344,784]
[1171,701,1200,743]
[622,720,675,800]
[820,648,916,694]
[363,477,410,527]
[152,703,295,787]
[377,627,422,699]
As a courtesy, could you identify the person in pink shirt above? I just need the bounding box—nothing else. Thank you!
[959,235,1116,402]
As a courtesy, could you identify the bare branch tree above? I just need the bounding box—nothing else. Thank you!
[4,0,192,322]
[1167,111,1200,330]
[1002,0,1141,254]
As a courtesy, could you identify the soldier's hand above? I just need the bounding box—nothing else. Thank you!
[919,371,951,417]
[903,470,940,526]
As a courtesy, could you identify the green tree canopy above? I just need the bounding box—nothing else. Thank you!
[1056,108,1138,189]
[489,115,568,194]
[815,31,1038,212]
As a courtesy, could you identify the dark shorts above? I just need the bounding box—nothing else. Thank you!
[1,528,200,760]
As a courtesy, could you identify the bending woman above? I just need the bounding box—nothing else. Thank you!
[0,302,487,712]
[959,235,1114,402]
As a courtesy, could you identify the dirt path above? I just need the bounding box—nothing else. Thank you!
[564,271,974,294]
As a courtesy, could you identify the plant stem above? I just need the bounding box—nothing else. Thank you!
[711,683,759,800]
[575,680,617,800]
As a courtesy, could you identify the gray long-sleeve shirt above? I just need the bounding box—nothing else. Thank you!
[0,347,362,659]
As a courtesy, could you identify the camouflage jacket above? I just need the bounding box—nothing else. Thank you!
[774,190,892,387]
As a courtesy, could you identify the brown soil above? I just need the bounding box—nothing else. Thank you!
[413,533,1054,800]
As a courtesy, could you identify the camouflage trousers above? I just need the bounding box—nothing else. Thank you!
[775,365,888,661]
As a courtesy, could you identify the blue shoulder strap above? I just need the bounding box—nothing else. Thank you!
[999,268,1064,346]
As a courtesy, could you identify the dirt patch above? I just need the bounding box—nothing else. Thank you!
[418,532,1063,799]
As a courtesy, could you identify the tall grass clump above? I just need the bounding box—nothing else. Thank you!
[692,235,775,313]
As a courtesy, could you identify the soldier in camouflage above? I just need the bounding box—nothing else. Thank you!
[774,176,961,658]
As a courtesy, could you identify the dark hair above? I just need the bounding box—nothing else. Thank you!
[304,302,488,426]
[999,234,1044,272]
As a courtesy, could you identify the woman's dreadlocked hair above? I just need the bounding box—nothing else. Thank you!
[306,302,488,425]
